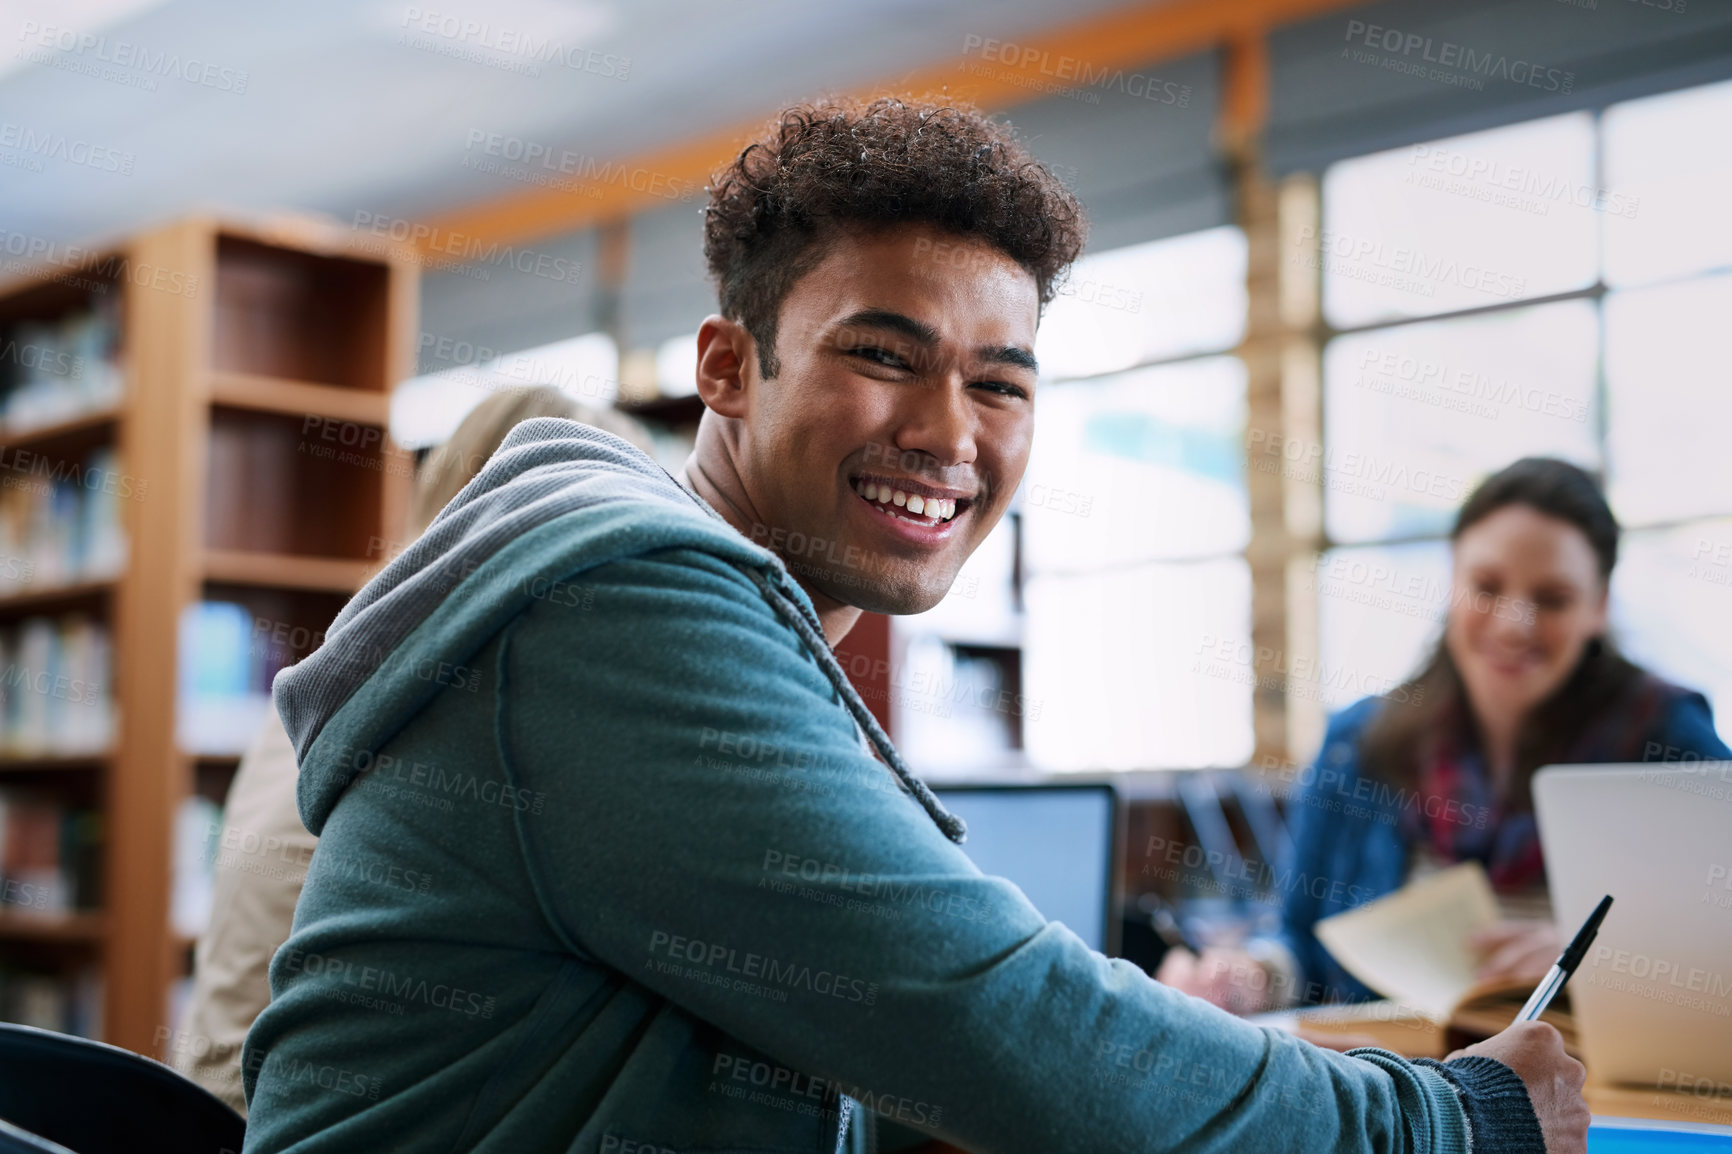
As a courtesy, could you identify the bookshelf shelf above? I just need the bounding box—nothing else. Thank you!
[0,216,417,1051]
[0,408,122,454]
[0,754,108,776]
[203,549,374,593]
[209,371,390,427]
[0,580,114,618]
[0,912,105,944]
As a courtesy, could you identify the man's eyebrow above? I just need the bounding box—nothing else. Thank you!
[981,345,1039,375]
[836,308,1039,375]
[835,308,940,346]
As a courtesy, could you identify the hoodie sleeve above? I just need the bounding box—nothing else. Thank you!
[495,547,1485,1154]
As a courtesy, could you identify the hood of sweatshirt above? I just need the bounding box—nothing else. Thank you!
[272,417,963,843]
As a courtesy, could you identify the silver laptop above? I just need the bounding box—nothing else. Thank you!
[1533,764,1732,1087]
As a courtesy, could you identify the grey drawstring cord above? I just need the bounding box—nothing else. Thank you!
[741,566,967,845]
[670,468,966,844]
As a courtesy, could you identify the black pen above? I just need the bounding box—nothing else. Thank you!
[1518,894,1613,1022]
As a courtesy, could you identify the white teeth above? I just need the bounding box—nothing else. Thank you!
[855,479,963,523]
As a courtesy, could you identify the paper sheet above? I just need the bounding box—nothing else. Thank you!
[1314,862,1500,1021]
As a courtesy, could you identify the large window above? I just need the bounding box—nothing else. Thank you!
[895,226,1253,772]
[1312,79,1732,747]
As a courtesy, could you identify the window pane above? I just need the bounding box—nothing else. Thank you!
[1610,522,1732,751]
[1605,273,1732,524]
[1024,357,1247,569]
[1035,227,1246,379]
[1313,541,1451,715]
[1603,78,1732,289]
[1319,114,1598,328]
[1321,300,1600,544]
[1025,559,1252,770]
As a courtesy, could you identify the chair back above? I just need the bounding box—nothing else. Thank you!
[0,1024,244,1154]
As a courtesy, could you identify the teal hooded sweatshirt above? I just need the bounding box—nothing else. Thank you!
[241,419,1544,1153]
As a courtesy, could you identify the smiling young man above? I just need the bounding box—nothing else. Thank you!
[241,99,1587,1153]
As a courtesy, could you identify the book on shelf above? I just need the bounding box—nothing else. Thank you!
[0,963,103,1039]
[0,299,123,434]
[0,614,115,756]
[0,445,130,594]
[0,789,102,915]
[179,601,298,755]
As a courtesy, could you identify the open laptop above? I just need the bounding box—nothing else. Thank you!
[1533,763,1732,1088]
[931,783,1121,956]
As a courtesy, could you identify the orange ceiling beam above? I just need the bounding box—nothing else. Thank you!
[420,0,1370,252]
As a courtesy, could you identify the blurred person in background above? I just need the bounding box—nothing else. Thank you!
[1160,456,1731,1015]
[172,385,656,1113]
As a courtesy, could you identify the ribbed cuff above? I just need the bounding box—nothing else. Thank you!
[1419,1055,1546,1154]
[1347,1048,1469,1154]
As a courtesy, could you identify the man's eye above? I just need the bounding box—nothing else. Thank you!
[851,346,909,370]
[972,381,1029,400]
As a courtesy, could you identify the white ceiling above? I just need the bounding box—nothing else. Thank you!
[0,0,1147,250]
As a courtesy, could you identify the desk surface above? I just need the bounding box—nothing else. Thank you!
[1587,1082,1732,1129]
[1250,1008,1732,1129]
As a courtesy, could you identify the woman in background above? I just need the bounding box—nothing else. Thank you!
[1161,457,1731,1014]
[173,387,656,1112]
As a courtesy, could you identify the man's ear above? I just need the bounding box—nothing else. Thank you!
[694,316,757,419]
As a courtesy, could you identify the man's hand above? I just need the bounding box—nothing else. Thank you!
[1469,920,1561,984]
[1155,947,1272,1016]
[1449,1020,1589,1154]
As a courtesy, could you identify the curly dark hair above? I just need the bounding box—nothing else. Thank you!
[703,96,1087,377]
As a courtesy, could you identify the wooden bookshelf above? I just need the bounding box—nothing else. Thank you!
[0,754,108,775]
[0,580,113,617]
[0,408,122,452]
[0,215,418,1053]
[203,549,375,593]
[209,371,392,427]
[0,912,106,944]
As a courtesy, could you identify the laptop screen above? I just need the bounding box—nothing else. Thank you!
[932,785,1117,953]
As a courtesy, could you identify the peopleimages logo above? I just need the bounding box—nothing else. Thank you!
[463,130,694,200]
[0,230,199,298]
[0,122,134,174]
[960,34,1191,106]
[351,211,584,283]
[398,7,630,79]
[1296,225,1527,301]
[279,947,497,1018]
[1407,143,1639,219]
[16,21,250,92]
[647,931,879,1006]
[1341,19,1575,93]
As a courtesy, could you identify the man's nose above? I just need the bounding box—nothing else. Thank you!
[891,377,976,469]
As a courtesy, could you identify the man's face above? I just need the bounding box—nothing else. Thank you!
[736,222,1041,615]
